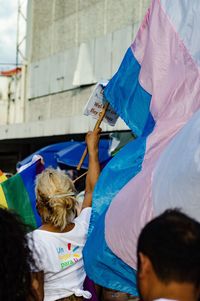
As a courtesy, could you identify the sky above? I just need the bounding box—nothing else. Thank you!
[0,0,27,71]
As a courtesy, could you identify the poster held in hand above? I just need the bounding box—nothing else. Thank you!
[83,82,118,126]
[77,82,118,170]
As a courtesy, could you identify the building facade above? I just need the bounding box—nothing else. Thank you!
[0,0,150,172]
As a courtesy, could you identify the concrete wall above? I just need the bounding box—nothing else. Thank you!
[0,73,24,126]
[0,76,10,125]
[29,0,150,61]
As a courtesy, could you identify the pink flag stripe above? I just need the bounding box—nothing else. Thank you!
[161,0,200,68]
[105,0,200,270]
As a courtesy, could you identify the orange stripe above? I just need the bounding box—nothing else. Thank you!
[0,170,7,184]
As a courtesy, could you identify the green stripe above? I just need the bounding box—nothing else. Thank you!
[2,174,37,228]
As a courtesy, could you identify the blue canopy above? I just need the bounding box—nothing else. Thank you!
[17,140,111,170]
[17,142,72,169]
[56,140,111,169]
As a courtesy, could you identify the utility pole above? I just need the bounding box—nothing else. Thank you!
[16,0,27,69]
[15,0,28,123]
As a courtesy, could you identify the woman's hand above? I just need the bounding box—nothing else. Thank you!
[85,128,101,155]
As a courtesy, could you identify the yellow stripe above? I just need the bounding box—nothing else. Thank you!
[0,170,7,184]
[0,175,7,184]
[0,185,8,208]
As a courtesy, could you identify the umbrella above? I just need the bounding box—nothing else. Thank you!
[17,142,77,169]
[56,139,111,169]
[17,140,111,170]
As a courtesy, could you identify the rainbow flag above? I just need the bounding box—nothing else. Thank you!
[0,161,43,229]
[84,0,200,295]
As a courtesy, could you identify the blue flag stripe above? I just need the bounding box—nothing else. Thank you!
[84,210,138,295]
[83,47,155,294]
[104,47,152,137]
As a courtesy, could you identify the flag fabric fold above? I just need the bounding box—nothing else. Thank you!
[104,47,154,137]
[84,0,200,295]
[152,109,200,222]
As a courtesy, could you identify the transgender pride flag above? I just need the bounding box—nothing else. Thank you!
[83,0,200,296]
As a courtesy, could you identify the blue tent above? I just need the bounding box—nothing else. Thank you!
[17,142,72,169]
[17,140,111,170]
[56,140,111,169]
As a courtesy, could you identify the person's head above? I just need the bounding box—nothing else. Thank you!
[0,207,34,301]
[137,209,200,301]
[35,168,77,230]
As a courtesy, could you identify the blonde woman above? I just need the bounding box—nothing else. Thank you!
[29,129,101,301]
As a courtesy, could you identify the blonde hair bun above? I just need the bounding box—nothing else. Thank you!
[35,168,77,230]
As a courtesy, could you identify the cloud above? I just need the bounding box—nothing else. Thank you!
[0,0,17,18]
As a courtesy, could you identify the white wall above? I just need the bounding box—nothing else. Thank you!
[0,73,24,126]
[0,77,9,125]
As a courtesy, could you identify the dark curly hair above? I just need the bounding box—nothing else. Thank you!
[0,207,35,301]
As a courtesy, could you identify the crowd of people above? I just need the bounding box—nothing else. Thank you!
[1,129,200,301]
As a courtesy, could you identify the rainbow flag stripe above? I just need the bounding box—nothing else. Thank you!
[0,161,42,229]
[0,170,7,183]
[0,171,7,208]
